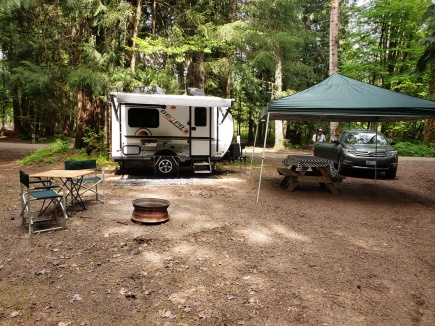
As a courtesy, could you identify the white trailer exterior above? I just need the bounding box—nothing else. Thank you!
[109,90,234,175]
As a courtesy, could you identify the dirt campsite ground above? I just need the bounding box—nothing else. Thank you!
[0,139,434,326]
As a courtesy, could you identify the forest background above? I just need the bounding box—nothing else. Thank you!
[0,0,434,151]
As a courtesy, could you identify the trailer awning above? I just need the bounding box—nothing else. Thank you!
[111,92,234,108]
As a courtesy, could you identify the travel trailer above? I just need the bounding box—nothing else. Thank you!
[109,87,234,176]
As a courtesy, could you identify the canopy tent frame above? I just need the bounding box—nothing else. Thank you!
[254,73,435,202]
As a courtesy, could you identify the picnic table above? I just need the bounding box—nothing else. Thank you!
[277,155,345,194]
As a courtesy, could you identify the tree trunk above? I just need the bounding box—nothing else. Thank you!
[152,0,156,38]
[329,0,339,76]
[273,48,285,150]
[423,62,435,143]
[12,85,22,134]
[226,54,232,98]
[329,0,340,140]
[423,118,435,143]
[59,90,72,138]
[93,98,105,132]
[130,0,142,74]
[74,88,92,149]
[191,53,204,90]
[21,94,32,135]
[226,0,237,99]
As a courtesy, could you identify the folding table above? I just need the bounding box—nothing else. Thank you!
[30,169,95,210]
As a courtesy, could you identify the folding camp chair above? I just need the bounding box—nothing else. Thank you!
[64,160,105,204]
[20,170,67,234]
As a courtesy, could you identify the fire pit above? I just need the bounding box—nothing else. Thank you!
[131,198,170,224]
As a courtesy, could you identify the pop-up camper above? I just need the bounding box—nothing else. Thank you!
[109,87,234,176]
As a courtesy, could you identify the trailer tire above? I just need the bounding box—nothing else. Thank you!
[156,156,177,176]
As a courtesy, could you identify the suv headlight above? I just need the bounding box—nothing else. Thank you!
[387,150,397,157]
[343,148,356,155]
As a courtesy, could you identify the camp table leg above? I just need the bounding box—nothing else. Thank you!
[56,176,87,210]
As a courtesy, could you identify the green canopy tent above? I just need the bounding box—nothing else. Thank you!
[260,73,435,121]
[255,73,435,201]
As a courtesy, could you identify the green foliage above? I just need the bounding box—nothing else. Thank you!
[341,0,431,97]
[66,152,114,167]
[394,142,435,156]
[19,139,70,166]
[19,138,115,167]
[82,126,107,154]
[1,0,434,146]
[67,67,108,97]
[109,66,179,94]
[416,4,435,73]
[11,62,51,96]
[231,65,269,137]
[242,0,309,89]
[336,120,428,143]
[134,31,227,64]
[283,139,302,150]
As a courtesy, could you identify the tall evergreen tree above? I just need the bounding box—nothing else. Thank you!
[415,3,435,142]
[341,0,429,92]
[243,0,306,149]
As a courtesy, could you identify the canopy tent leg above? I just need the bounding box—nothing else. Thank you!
[256,112,270,203]
[375,121,378,181]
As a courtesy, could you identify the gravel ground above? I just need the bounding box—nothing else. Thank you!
[0,140,434,325]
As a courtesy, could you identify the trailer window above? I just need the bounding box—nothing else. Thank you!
[194,107,207,127]
[128,108,159,128]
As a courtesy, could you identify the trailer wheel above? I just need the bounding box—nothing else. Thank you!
[156,157,177,176]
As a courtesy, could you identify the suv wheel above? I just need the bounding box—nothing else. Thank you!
[385,169,397,179]
[337,157,346,175]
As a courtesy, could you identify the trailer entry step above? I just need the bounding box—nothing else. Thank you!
[192,157,212,174]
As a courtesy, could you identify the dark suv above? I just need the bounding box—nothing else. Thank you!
[313,129,398,178]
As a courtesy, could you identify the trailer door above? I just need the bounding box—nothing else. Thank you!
[190,106,211,156]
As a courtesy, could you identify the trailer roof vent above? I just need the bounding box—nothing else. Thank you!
[187,88,206,96]
[133,86,165,94]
